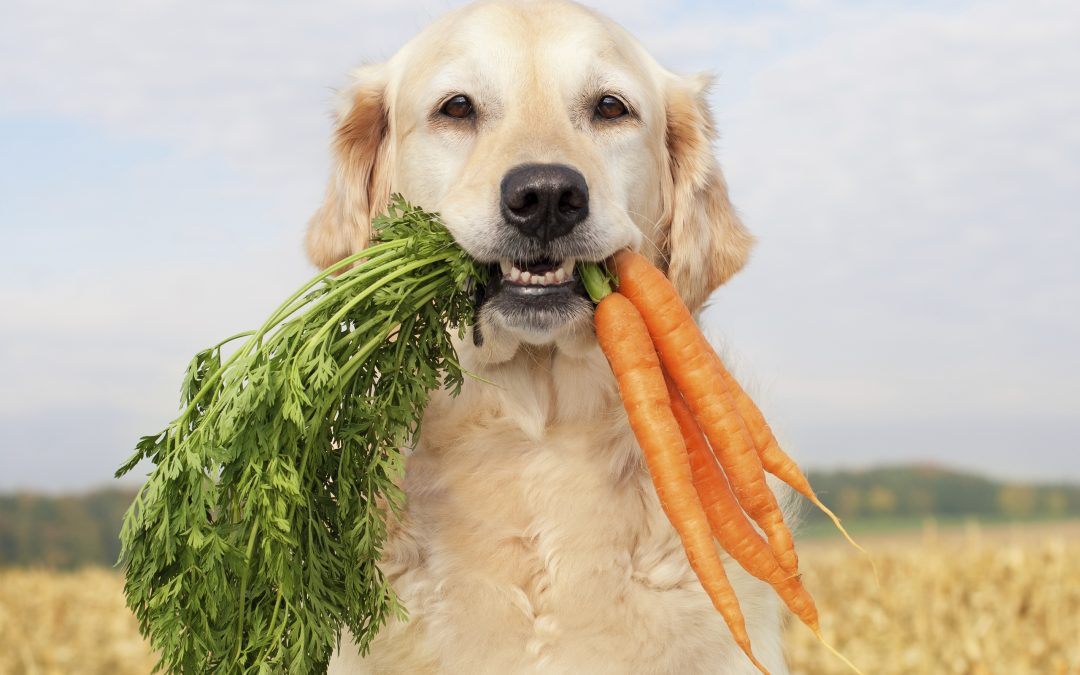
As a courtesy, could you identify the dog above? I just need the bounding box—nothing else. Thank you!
[309,1,788,672]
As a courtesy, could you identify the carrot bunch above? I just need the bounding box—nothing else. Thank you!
[580,251,866,675]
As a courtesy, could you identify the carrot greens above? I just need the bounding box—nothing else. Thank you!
[115,196,488,674]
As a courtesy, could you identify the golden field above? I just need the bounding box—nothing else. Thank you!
[0,521,1077,675]
[786,521,1080,674]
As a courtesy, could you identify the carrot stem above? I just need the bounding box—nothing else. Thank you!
[578,261,616,302]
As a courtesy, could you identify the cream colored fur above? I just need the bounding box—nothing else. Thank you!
[309,1,790,672]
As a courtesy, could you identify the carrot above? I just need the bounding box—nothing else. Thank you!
[595,292,769,675]
[612,250,799,575]
[665,373,821,632]
[710,358,877,578]
[583,257,865,675]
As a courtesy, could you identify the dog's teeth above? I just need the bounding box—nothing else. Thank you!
[510,266,522,281]
[544,271,556,285]
[535,273,548,286]
[520,271,531,284]
[554,268,566,283]
[499,259,512,275]
[560,258,576,277]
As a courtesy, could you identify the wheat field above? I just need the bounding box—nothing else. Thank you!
[785,521,1080,674]
[1,522,1077,674]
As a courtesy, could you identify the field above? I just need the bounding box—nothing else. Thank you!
[786,520,1080,674]
[1,521,1077,674]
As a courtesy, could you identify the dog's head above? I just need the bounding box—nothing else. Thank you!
[307,0,753,358]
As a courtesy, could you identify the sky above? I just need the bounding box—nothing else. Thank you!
[1,0,1078,491]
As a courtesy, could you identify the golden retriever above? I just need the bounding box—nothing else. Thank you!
[309,1,788,672]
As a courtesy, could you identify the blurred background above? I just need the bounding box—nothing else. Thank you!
[1,0,1077,673]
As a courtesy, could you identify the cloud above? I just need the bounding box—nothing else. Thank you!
[1,0,1078,487]
[708,0,1080,430]
[0,0,730,186]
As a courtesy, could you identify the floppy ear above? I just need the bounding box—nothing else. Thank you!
[661,74,755,312]
[306,65,394,269]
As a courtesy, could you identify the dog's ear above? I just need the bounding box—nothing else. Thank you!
[660,73,754,312]
[306,65,394,269]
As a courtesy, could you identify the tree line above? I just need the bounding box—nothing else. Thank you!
[803,465,1080,522]
[2,466,1079,568]
[0,488,133,568]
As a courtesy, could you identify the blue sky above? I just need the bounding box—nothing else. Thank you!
[1,0,1078,490]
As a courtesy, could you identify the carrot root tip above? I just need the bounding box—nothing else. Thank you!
[812,497,881,587]
[811,628,866,675]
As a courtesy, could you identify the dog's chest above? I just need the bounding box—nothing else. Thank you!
[329,351,785,674]
[368,414,769,674]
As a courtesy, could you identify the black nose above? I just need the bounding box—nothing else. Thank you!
[500,163,589,244]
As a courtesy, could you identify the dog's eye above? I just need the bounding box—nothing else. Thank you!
[595,95,628,120]
[440,95,474,120]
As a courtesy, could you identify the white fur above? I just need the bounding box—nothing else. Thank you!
[310,2,788,672]
[328,341,790,674]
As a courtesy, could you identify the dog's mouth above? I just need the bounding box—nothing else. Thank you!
[496,256,578,290]
[476,255,592,337]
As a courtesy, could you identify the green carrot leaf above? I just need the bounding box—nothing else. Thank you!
[116,196,489,673]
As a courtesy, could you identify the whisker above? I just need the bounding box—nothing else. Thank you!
[591,194,671,268]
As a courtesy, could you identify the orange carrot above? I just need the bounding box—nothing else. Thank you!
[613,250,799,575]
[595,292,769,675]
[669,379,865,675]
[710,360,875,571]
[665,373,821,632]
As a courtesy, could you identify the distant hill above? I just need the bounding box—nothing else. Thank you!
[803,464,1080,522]
[2,466,1079,568]
[0,489,134,569]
